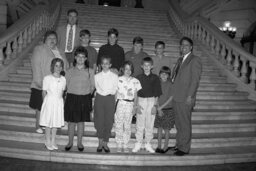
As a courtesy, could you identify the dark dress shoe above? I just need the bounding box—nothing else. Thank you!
[78,146,84,152]
[155,148,164,153]
[174,150,188,156]
[65,145,73,151]
[162,148,170,154]
[168,146,178,151]
[97,147,102,152]
[103,146,110,153]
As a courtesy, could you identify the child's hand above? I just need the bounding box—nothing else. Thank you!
[151,106,157,115]
[135,105,143,115]
[157,109,163,117]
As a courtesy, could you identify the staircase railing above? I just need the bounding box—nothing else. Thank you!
[0,0,61,73]
[168,0,256,97]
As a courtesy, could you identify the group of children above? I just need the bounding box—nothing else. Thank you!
[38,28,175,154]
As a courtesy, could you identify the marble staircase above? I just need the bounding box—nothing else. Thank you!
[0,1,256,166]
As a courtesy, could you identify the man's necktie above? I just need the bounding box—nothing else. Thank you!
[67,26,73,51]
[171,57,183,83]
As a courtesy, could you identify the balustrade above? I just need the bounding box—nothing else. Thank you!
[0,1,61,72]
[168,0,256,91]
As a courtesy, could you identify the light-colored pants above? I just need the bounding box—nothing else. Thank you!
[115,100,134,145]
[135,97,155,144]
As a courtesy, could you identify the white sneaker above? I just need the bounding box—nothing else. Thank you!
[132,143,141,153]
[36,128,43,134]
[145,143,155,153]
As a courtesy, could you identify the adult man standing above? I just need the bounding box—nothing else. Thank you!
[171,37,202,156]
[56,9,81,66]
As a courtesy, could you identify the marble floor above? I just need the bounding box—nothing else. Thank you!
[0,156,256,171]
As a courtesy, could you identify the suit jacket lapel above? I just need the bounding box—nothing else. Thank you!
[180,53,193,71]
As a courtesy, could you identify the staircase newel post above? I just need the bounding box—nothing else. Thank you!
[5,41,12,64]
[18,32,23,53]
[249,62,256,89]
[28,24,32,44]
[0,46,4,68]
[23,28,28,48]
[226,48,233,70]
[12,37,18,58]
[233,52,240,77]
[220,43,226,64]
[240,57,248,83]
[210,35,215,53]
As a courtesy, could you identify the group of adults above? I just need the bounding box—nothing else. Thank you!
[29,8,202,156]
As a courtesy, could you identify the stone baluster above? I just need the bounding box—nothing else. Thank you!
[32,22,36,39]
[23,28,28,48]
[215,39,220,57]
[5,41,12,63]
[232,52,240,77]
[36,19,40,35]
[18,32,23,53]
[193,23,197,39]
[210,35,215,53]
[249,62,256,89]
[198,24,201,41]
[206,31,210,46]
[0,47,4,68]
[190,24,194,38]
[202,28,206,44]
[240,57,248,83]
[220,43,226,64]
[226,48,233,70]
[12,37,18,58]
[28,25,32,43]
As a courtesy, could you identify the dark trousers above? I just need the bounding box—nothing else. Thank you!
[173,100,192,153]
[65,52,74,65]
[94,93,115,142]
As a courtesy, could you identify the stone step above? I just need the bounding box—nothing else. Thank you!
[0,90,249,102]
[1,139,256,165]
[1,126,256,149]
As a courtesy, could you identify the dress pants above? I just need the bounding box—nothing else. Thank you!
[173,100,192,153]
[135,97,155,144]
[94,93,115,142]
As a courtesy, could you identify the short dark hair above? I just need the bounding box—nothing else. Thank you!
[67,9,78,16]
[80,29,91,37]
[155,41,165,48]
[180,36,193,47]
[120,61,134,76]
[159,66,171,76]
[43,30,57,43]
[73,46,89,67]
[100,56,112,64]
[141,57,153,65]
[133,36,143,45]
[50,58,64,73]
[107,28,119,37]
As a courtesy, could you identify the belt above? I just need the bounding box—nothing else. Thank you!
[120,99,134,102]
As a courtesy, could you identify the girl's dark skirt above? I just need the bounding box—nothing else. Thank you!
[154,108,175,130]
[64,93,91,122]
[29,88,43,111]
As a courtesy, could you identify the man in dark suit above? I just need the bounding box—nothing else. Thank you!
[56,9,81,66]
[171,37,202,156]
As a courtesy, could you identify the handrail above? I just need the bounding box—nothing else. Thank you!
[0,0,61,69]
[168,0,256,93]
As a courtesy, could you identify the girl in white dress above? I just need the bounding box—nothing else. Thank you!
[40,58,66,151]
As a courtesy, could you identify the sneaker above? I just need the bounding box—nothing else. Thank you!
[123,144,129,153]
[117,144,122,153]
[145,143,155,153]
[132,143,141,153]
[36,128,43,134]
